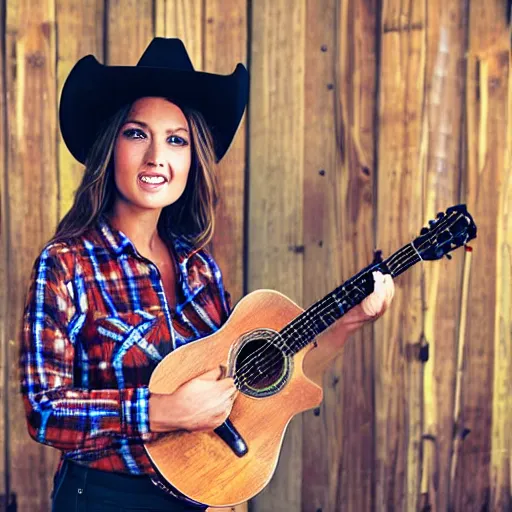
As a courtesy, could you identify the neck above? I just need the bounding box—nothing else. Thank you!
[276,243,420,356]
[108,201,163,255]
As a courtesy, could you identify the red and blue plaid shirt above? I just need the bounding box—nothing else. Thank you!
[19,217,231,476]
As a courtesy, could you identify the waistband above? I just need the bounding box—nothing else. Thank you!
[63,459,156,493]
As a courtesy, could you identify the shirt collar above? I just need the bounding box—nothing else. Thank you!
[96,216,206,295]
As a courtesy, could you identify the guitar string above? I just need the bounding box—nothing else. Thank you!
[233,214,463,387]
[232,210,464,383]
[238,216,469,388]
[233,244,420,387]
[234,245,420,386]
[233,245,419,387]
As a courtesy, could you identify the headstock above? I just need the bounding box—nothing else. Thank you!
[413,204,477,261]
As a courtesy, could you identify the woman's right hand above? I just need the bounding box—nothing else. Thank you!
[148,367,238,433]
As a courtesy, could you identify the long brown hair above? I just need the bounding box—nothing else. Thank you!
[51,99,218,249]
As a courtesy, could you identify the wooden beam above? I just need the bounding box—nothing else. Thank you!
[419,1,467,510]
[301,0,378,510]
[375,1,427,510]
[56,0,104,216]
[204,0,247,304]
[0,0,7,506]
[451,0,511,509]
[106,0,154,65]
[6,1,59,509]
[248,1,306,510]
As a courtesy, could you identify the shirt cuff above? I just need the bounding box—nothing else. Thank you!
[121,387,152,441]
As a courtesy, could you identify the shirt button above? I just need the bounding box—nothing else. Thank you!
[78,488,83,494]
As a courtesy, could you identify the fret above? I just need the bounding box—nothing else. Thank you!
[272,243,422,357]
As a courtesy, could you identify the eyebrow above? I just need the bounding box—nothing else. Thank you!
[124,119,189,134]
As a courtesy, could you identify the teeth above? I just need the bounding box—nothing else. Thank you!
[140,175,165,184]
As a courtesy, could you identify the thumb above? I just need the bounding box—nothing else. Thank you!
[198,367,225,381]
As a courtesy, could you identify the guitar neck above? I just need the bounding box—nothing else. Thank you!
[277,243,422,356]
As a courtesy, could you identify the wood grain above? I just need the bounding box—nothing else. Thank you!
[420,1,467,510]
[56,0,104,219]
[157,0,203,69]
[300,1,339,511]
[451,0,511,509]
[301,0,378,510]
[6,1,59,510]
[375,1,427,510]
[333,1,379,510]
[205,0,247,304]
[106,0,154,65]
[248,1,306,510]
[0,0,7,505]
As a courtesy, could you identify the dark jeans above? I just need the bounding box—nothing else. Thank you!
[51,459,207,512]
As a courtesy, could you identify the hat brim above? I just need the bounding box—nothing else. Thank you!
[59,55,249,164]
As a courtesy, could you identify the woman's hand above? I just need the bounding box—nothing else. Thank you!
[149,367,237,433]
[337,271,395,335]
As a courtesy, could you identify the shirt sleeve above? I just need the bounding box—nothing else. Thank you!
[19,245,156,454]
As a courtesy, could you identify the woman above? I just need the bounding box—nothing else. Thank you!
[19,38,394,511]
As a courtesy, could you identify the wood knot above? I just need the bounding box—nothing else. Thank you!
[288,245,305,254]
[27,52,45,67]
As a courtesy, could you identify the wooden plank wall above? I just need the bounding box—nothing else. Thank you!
[0,0,510,511]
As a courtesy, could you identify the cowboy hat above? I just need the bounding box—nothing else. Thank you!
[59,38,249,164]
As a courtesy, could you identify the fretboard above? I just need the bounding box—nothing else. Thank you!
[275,243,421,356]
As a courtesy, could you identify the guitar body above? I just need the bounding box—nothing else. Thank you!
[146,289,324,507]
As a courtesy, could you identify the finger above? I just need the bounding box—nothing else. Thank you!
[199,367,224,381]
[218,377,236,392]
[384,275,395,303]
[372,271,386,294]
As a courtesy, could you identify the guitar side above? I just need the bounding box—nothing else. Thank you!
[145,289,324,507]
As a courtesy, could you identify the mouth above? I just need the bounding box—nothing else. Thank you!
[138,172,168,185]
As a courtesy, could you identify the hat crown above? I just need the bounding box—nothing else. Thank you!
[137,38,194,71]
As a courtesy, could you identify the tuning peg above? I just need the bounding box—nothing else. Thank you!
[429,220,437,227]
[437,212,444,219]
[420,227,429,235]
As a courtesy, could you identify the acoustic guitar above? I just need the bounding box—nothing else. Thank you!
[145,204,477,507]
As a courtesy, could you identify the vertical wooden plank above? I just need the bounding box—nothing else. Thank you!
[375,1,427,510]
[490,34,511,509]
[334,0,379,510]
[451,0,511,509]
[248,1,306,510]
[301,0,378,510]
[0,0,7,507]
[419,1,467,510]
[300,0,338,509]
[56,0,104,219]
[204,0,246,303]
[106,0,154,65]
[158,0,204,69]
[6,1,58,510]
[204,5,248,511]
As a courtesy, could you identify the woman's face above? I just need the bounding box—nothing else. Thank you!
[112,97,192,212]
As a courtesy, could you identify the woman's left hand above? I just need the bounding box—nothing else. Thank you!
[337,271,395,335]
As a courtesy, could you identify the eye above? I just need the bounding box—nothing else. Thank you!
[122,128,146,139]
[168,135,189,146]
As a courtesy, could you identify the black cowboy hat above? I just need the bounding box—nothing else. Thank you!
[59,38,249,164]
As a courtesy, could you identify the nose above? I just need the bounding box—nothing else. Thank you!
[145,140,165,168]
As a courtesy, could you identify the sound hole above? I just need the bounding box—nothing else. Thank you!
[234,329,291,398]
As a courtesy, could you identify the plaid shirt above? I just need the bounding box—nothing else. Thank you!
[19,217,231,476]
